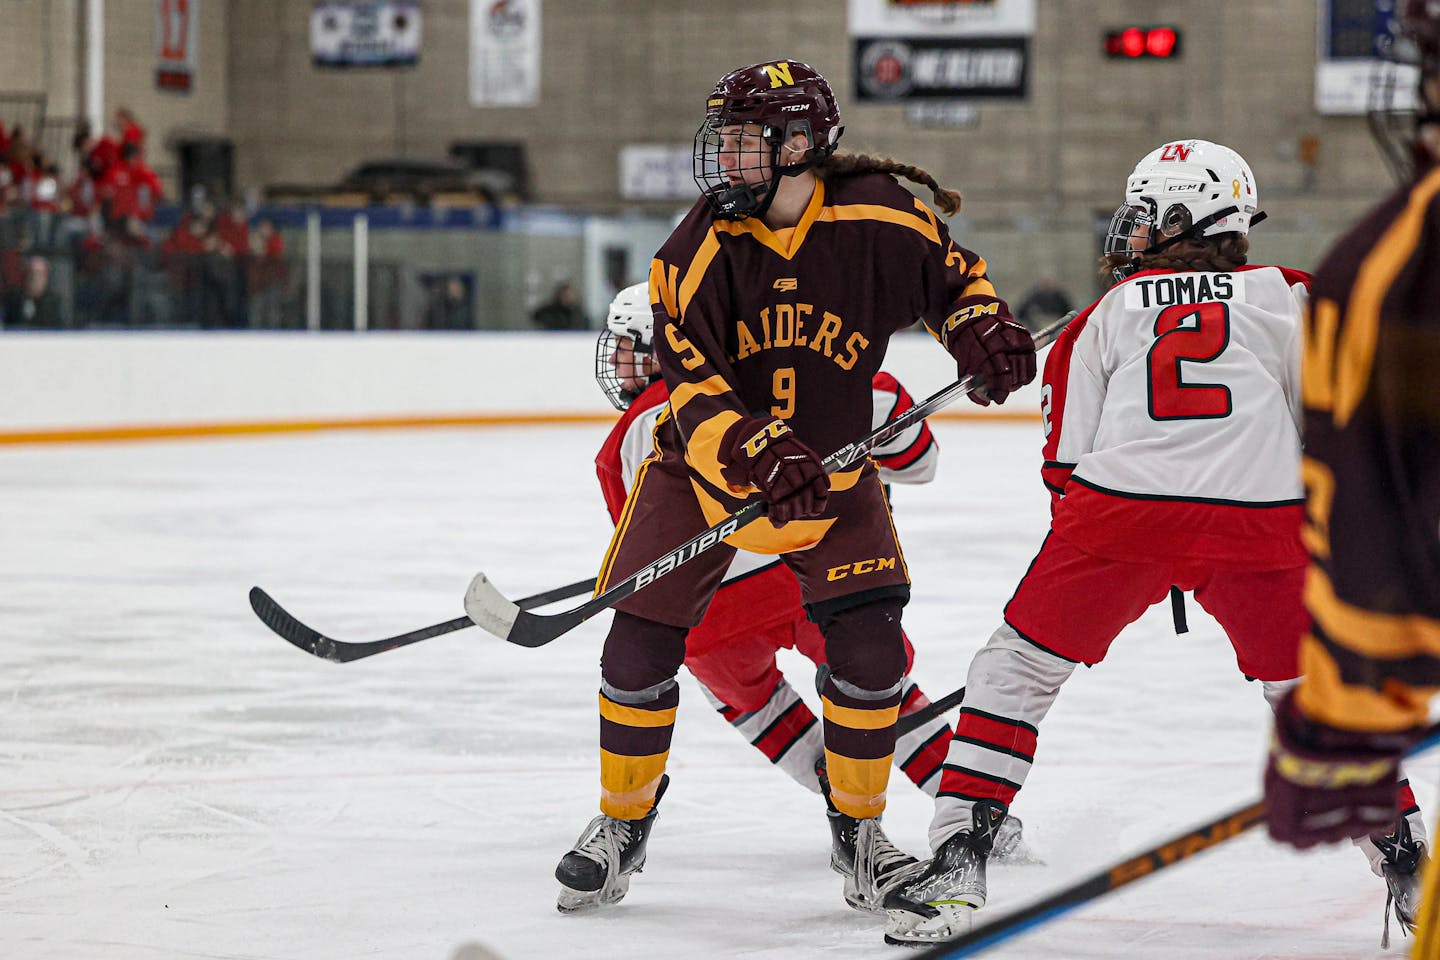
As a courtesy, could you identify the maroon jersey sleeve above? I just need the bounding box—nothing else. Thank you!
[1295,169,1440,734]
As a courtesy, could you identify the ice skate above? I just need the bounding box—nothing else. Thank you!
[818,761,922,913]
[882,801,1005,946]
[554,776,667,913]
[1371,819,1427,946]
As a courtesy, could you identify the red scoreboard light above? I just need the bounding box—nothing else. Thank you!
[1104,26,1182,60]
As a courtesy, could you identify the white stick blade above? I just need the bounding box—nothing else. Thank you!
[464,572,521,640]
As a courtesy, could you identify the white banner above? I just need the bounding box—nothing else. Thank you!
[155,0,199,93]
[619,145,695,200]
[1315,0,1419,114]
[311,2,423,68]
[847,0,1035,38]
[469,0,541,107]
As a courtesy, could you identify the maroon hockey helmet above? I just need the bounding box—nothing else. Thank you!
[692,59,844,220]
[1370,0,1440,180]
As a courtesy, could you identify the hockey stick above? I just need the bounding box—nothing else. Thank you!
[896,685,967,738]
[249,576,596,663]
[466,311,1080,649]
[910,723,1440,959]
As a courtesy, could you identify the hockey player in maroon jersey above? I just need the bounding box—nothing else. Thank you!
[589,282,1024,912]
[1264,2,1440,953]
[549,59,1034,914]
[884,140,1428,946]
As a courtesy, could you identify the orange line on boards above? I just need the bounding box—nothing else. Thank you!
[0,409,1040,446]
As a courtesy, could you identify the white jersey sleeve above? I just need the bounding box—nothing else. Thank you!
[1044,267,1306,505]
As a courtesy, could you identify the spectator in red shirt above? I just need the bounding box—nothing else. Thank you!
[100,143,163,227]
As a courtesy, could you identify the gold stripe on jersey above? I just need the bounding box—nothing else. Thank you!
[1297,634,1436,731]
[817,202,942,246]
[822,695,901,731]
[1334,167,1440,426]
[824,751,891,819]
[599,749,668,820]
[650,259,680,320]
[668,374,732,416]
[688,476,839,555]
[682,408,743,491]
[878,471,912,582]
[598,694,679,729]
[595,432,663,592]
[712,181,827,261]
[1306,566,1440,660]
[677,230,724,315]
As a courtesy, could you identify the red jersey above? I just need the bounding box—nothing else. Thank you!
[596,374,937,654]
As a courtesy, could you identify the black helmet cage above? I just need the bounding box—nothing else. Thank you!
[594,330,659,412]
[1103,201,1156,284]
[1369,16,1440,183]
[692,72,842,221]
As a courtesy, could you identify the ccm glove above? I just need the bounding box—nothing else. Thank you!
[719,416,829,526]
[1264,689,1417,849]
[944,310,1036,406]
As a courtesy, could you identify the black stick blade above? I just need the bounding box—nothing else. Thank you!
[249,586,349,662]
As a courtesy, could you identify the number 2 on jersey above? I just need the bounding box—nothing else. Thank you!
[1146,301,1232,421]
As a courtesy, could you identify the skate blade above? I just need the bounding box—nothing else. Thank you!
[555,876,631,914]
[883,901,978,945]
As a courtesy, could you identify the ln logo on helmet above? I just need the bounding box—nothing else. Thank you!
[1159,142,1194,162]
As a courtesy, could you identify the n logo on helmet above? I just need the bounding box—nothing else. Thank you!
[1159,142,1193,162]
[761,62,794,88]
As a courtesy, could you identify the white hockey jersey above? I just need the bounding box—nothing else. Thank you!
[1040,265,1310,569]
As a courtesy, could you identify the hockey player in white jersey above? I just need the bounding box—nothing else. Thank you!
[882,140,1428,945]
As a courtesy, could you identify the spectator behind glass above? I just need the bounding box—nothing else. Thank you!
[1014,272,1074,331]
[423,276,473,330]
[245,217,288,328]
[529,280,587,330]
[2,255,62,328]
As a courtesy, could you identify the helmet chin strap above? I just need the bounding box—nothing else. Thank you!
[1144,206,1266,256]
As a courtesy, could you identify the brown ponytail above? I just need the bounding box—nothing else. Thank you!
[1098,234,1250,282]
[814,152,963,216]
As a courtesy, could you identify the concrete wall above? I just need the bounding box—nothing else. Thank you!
[219,0,1396,228]
[0,330,1035,438]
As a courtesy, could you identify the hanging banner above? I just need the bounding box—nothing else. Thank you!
[849,0,1035,102]
[469,0,541,107]
[848,0,1035,36]
[155,0,199,93]
[311,2,423,68]
[1315,0,1418,114]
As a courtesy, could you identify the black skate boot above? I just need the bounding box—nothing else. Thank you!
[1372,819,1427,947]
[818,760,921,913]
[554,775,668,913]
[882,800,1006,946]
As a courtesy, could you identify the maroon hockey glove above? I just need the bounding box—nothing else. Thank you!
[943,310,1036,406]
[1265,690,1417,849]
[719,416,829,526]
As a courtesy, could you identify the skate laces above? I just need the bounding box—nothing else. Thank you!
[857,820,918,894]
[569,815,633,901]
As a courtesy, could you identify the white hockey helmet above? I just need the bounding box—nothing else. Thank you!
[1104,139,1265,282]
[595,282,661,410]
[605,281,655,347]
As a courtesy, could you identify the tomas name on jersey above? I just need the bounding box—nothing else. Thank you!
[1123,271,1241,310]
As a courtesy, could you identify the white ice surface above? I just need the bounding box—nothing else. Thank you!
[0,422,1431,960]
